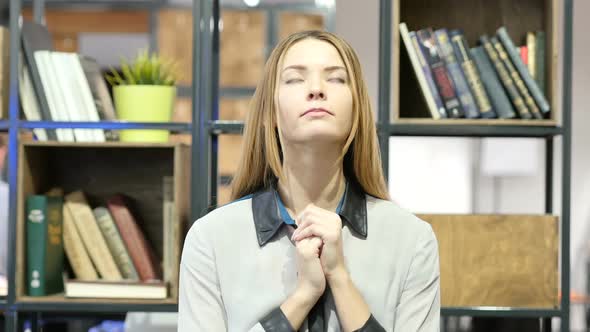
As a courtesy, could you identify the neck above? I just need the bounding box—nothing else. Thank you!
[277,142,346,219]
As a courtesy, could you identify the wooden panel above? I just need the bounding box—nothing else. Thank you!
[16,142,189,303]
[220,97,250,121]
[220,10,266,87]
[22,9,150,34]
[278,12,325,42]
[218,98,250,176]
[169,98,192,145]
[419,214,558,307]
[53,33,79,53]
[158,9,193,86]
[394,0,557,123]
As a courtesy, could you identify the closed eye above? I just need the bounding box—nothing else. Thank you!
[285,78,304,84]
[329,77,347,83]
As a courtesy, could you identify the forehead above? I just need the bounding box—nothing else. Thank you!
[280,38,345,68]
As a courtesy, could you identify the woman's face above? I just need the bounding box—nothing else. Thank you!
[275,38,353,146]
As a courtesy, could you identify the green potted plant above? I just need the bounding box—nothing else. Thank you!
[106,50,178,142]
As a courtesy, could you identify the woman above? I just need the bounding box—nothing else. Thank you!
[178,30,440,331]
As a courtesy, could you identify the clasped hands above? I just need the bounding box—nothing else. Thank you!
[290,203,348,300]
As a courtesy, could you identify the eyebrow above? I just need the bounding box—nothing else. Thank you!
[281,65,347,73]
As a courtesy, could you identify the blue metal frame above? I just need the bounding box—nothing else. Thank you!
[18,120,192,131]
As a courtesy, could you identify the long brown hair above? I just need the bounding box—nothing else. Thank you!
[230,30,389,201]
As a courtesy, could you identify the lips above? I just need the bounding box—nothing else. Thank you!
[302,108,333,116]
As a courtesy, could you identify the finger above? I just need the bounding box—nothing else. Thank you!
[293,224,327,241]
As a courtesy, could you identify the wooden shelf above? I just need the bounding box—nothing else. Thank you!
[441,307,562,318]
[16,295,177,313]
[15,143,191,305]
[420,214,558,308]
[385,122,562,137]
[393,0,559,123]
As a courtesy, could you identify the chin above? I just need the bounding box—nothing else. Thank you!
[292,130,348,144]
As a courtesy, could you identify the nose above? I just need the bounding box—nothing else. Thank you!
[307,90,326,101]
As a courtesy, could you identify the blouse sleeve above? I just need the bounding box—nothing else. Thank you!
[393,223,441,331]
[177,221,229,331]
[177,220,292,332]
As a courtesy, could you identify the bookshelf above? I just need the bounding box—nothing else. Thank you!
[14,142,190,306]
[392,0,560,127]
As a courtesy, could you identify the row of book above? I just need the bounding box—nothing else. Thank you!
[19,20,118,142]
[26,176,176,299]
[400,23,550,120]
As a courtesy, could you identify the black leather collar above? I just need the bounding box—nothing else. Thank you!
[251,180,368,246]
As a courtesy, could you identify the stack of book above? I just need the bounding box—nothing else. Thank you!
[19,20,119,142]
[25,176,176,300]
[400,23,550,121]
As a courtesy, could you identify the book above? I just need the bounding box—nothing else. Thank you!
[0,27,8,120]
[496,27,549,117]
[519,46,528,66]
[78,56,118,125]
[162,176,178,296]
[26,194,64,296]
[64,275,167,299]
[480,35,532,119]
[449,30,495,119]
[434,28,480,118]
[535,31,546,95]
[527,32,537,80]
[18,49,49,141]
[417,28,464,118]
[399,22,446,119]
[107,194,162,282]
[64,191,123,280]
[410,33,447,119]
[94,207,139,280]
[62,204,99,281]
[20,21,61,141]
[470,46,516,119]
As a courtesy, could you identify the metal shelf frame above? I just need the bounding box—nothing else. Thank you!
[2,0,573,330]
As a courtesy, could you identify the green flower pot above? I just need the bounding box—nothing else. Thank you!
[114,85,176,142]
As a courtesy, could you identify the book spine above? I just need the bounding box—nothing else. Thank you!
[65,191,123,280]
[0,28,8,119]
[535,31,546,95]
[520,46,528,66]
[63,205,99,280]
[417,28,464,118]
[480,35,532,119]
[409,32,447,119]
[107,195,161,282]
[449,31,495,119]
[94,207,139,280]
[163,176,175,293]
[495,29,549,117]
[527,32,537,80]
[491,36,542,119]
[434,29,480,118]
[399,23,443,119]
[44,196,64,295]
[26,195,47,296]
[470,46,516,119]
[21,21,58,141]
